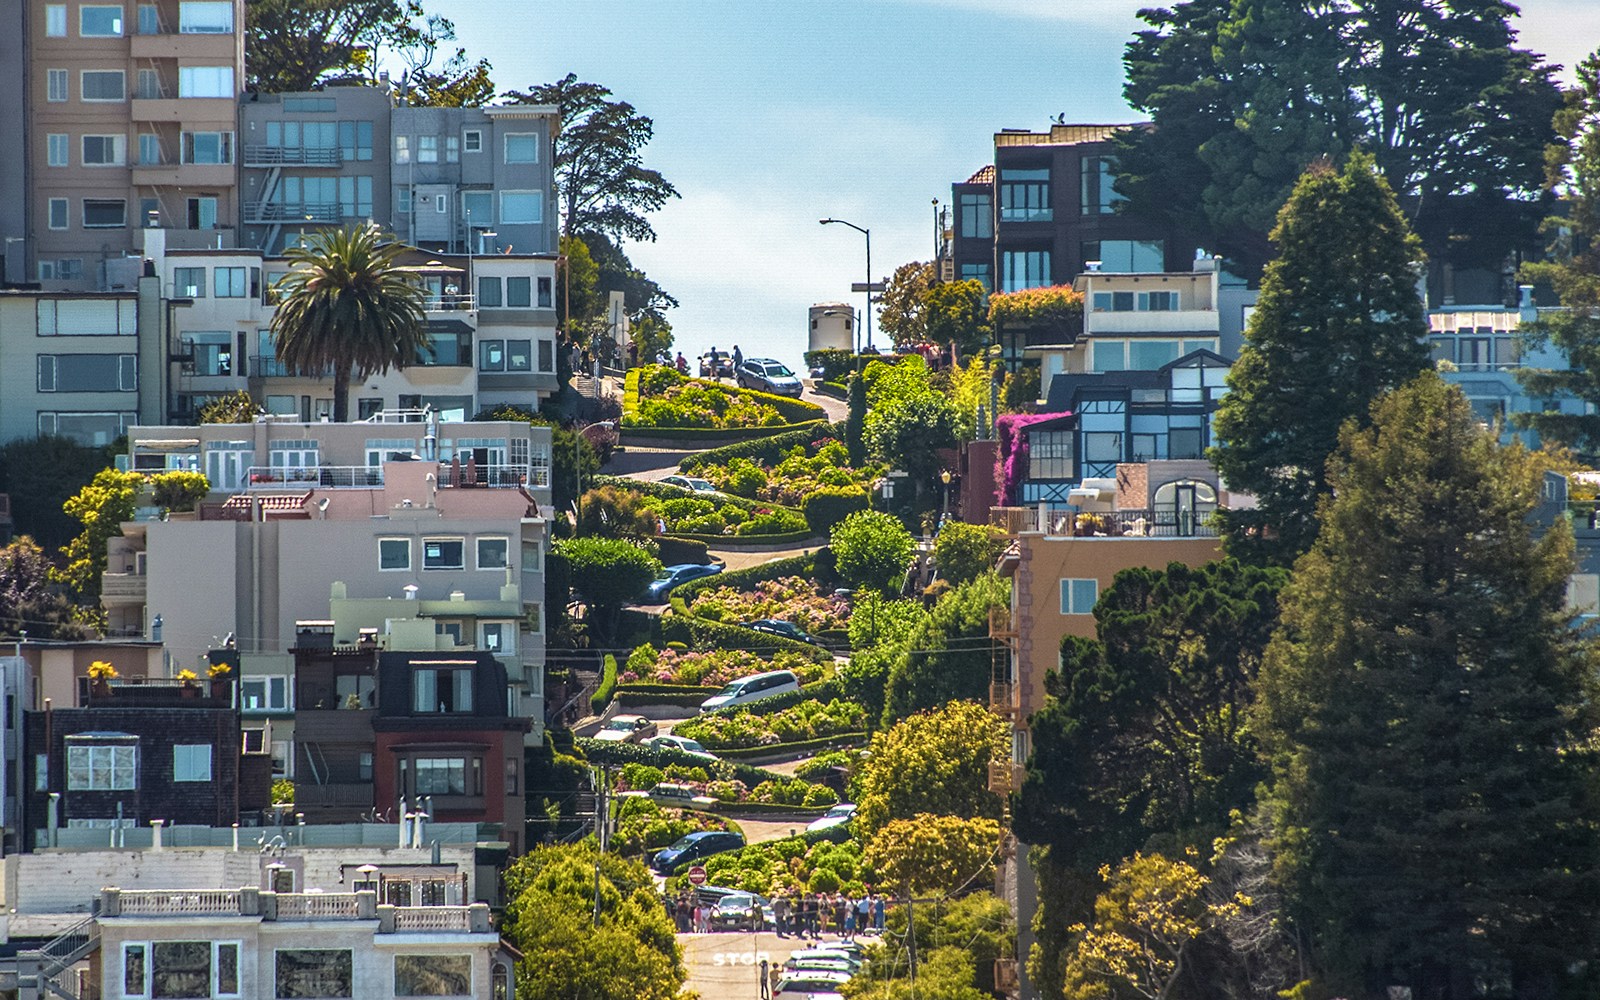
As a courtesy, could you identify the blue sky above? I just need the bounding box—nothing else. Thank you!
[441,0,1599,370]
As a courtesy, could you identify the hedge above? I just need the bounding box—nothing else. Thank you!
[679,423,847,474]
[816,381,849,399]
[714,732,869,762]
[615,682,716,696]
[800,488,869,536]
[656,536,710,565]
[657,615,833,662]
[620,421,829,445]
[662,529,820,548]
[591,475,806,522]
[570,736,781,788]
[622,368,642,420]
[615,690,717,709]
[803,350,858,384]
[670,551,819,604]
[700,677,850,719]
[590,654,619,713]
[709,800,832,817]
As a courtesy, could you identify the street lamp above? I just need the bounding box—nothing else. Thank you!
[820,218,879,350]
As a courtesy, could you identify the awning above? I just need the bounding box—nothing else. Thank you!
[133,438,201,451]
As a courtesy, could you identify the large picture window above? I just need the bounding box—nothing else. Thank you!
[413,757,469,795]
[423,538,464,570]
[66,741,136,790]
[395,955,472,997]
[275,950,352,1000]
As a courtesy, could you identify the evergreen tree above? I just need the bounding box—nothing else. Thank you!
[1211,152,1429,560]
[845,371,868,467]
[1255,373,1600,998]
[1515,49,1600,455]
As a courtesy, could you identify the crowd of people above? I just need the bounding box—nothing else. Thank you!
[665,889,889,939]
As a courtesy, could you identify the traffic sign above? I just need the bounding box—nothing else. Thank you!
[851,282,887,293]
[687,866,708,886]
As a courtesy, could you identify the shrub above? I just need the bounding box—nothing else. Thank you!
[656,537,710,565]
[802,487,870,535]
[679,424,848,473]
[803,784,841,807]
[618,762,664,791]
[687,576,849,633]
[590,654,620,713]
[656,616,832,661]
[150,471,211,512]
[673,699,868,749]
[934,522,1009,587]
[623,645,828,687]
[831,510,916,595]
[803,349,859,383]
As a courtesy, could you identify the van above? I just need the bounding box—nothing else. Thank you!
[699,669,801,712]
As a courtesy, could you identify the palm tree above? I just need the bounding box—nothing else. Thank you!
[270,224,428,422]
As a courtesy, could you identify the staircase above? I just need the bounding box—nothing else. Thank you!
[573,374,602,400]
[17,916,100,1000]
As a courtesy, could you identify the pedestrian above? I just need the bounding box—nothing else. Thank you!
[803,893,818,939]
[843,896,857,941]
[833,894,847,936]
[873,892,886,932]
[732,344,744,369]
[773,892,789,937]
[856,893,871,935]
[675,351,688,373]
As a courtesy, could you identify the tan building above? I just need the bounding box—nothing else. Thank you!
[25,0,245,290]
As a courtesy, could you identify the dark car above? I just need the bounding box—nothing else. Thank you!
[699,353,735,379]
[741,618,821,645]
[736,358,804,397]
[710,892,772,931]
[651,830,746,875]
[645,562,723,602]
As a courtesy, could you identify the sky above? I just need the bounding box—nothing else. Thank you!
[439,0,1600,371]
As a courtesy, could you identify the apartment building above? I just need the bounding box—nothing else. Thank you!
[25,0,245,290]
[106,418,552,740]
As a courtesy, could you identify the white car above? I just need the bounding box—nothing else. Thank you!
[806,803,857,834]
[774,971,851,1000]
[646,734,718,760]
[593,714,658,743]
[662,475,720,495]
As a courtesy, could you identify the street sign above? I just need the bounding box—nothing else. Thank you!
[850,282,886,293]
[687,866,708,886]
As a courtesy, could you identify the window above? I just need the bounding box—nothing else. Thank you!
[1085,239,1164,273]
[506,339,532,371]
[1028,430,1074,480]
[1138,290,1179,311]
[82,134,126,166]
[358,751,373,781]
[1080,155,1124,215]
[139,133,161,165]
[394,135,411,164]
[66,741,136,790]
[1061,578,1099,615]
[82,70,126,101]
[1569,574,1600,616]
[463,129,482,153]
[423,538,465,570]
[1001,250,1050,292]
[173,744,212,782]
[46,4,66,35]
[504,133,538,163]
[395,955,472,997]
[214,267,246,297]
[481,622,508,653]
[178,1,233,33]
[38,298,137,334]
[379,538,411,571]
[413,757,469,794]
[80,5,125,36]
[338,120,373,161]
[37,354,137,392]
[505,276,531,307]
[337,176,372,217]
[137,3,157,33]
[1092,291,1135,312]
[84,199,127,228]
[959,262,992,291]
[413,669,473,713]
[181,131,233,164]
[124,944,148,998]
[48,69,68,102]
[477,537,509,569]
[177,66,233,98]
[477,276,501,307]
[1083,431,1123,464]
[445,135,459,162]
[418,135,437,162]
[47,134,68,167]
[958,192,992,238]
[500,191,542,225]
[462,190,492,227]
[137,68,162,99]
[173,267,206,297]
[275,950,353,1000]
[537,276,553,307]
[1129,340,1180,369]
[1000,168,1050,222]
[282,96,334,112]
[537,339,554,372]
[479,339,505,372]
[241,676,290,712]
[47,199,69,230]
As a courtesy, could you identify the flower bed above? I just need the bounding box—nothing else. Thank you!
[696,437,883,507]
[611,796,737,858]
[624,364,824,430]
[687,576,850,633]
[639,494,808,537]
[673,699,868,749]
[618,645,828,687]
[614,763,837,808]
[670,833,873,896]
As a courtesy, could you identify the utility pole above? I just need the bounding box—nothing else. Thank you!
[906,893,918,995]
[592,764,609,927]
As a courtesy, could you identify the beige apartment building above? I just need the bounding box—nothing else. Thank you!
[26,0,244,290]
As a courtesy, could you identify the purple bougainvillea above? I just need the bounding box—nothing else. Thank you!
[995,411,1070,505]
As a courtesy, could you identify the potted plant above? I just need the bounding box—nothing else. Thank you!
[207,661,233,697]
[88,660,118,697]
[177,668,200,697]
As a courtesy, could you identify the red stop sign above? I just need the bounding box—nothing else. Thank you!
[687,866,707,886]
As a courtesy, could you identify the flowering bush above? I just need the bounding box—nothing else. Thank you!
[622,645,828,687]
[688,576,850,632]
[673,699,868,749]
[611,797,735,858]
[987,284,1084,329]
[698,440,884,507]
[679,834,876,896]
[995,411,1069,505]
[625,368,789,429]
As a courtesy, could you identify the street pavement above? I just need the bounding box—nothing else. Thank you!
[681,930,786,999]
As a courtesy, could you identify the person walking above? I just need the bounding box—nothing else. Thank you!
[773,892,790,938]
[873,892,886,932]
[843,895,857,941]
[732,344,744,370]
[856,893,871,935]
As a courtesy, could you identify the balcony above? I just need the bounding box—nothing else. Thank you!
[130,97,236,124]
[988,607,1016,639]
[101,572,147,605]
[243,145,342,167]
[131,31,238,60]
[438,463,543,489]
[131,162,234,188]
[1085,311,1221,335]
[249,355,333,378]
[116,890,241,916]
[1066,508,1219,538]
[423,295,476,312]
[989,681,1016,720]
[987,761,1026,795]
[294,782,373,810]
[246,466,382,489]
[244,201,342,225]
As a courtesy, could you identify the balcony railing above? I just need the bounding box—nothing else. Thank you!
[438,463,544,488]
[243,145,342,167]
[1070,508,1219,538]
[988,607,1016,639]
[119,890,242,916]
[246,466,383,489]
[393,906,472,931]
[244,201,342,224]
[423,295,476,311]
[101,572,148,601]
[250,355,334,378]
[275,892,362,920]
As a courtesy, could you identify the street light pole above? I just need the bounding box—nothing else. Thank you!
[820,218,876,350]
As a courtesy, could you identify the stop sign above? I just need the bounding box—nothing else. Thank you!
[687,866,707,886]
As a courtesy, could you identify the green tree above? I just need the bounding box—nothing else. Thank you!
[558,233,602,328]
[198,390,262,424]
[845,373,868,467]
[502,844,685,1000]
[1255,373,1600,996]
[877,261,936,348]
[507,74,679,244]
[831,510,915,596]
[863,813,1000,898]
[1014,559,1284,869]
[553,537,661,642]
[865,393,958,493]
[883,572,1008,725]
[0,436,113,552]
[922,278,990,358]
[54,468,142,601]
[932,522,1006,587]
[270,224,428,423]
[0,536,87,639]
[1210,152,1429,560]
[629,314,674,364]
[844,946,990,1000]
[1116,0,1560,279]
[1515,50,1600,455]
[854,700,1008,840]
[149,471,210,513]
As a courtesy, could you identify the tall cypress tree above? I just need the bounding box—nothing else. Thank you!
[1255,373,1600,998]
[1211,151,1430,560]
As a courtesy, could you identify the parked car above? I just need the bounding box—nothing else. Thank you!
[710,892,771,931]
[645,562,723,602]
[699,669,801,712]
[737,358,804,397]
[593,714,658,744]
[806,803,858,834]
[662,475,719,495]
[699,353,735,378]
[787,946,863,967]
[774,971,852,1000]
[651,830,746,874]
[742,618,821,645]
[645,782,719,810]
[784,958,858,976]
[646,734,719,760]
